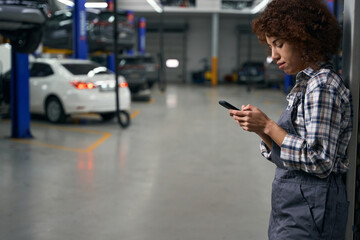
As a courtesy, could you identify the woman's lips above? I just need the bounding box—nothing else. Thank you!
[277,62,285,70]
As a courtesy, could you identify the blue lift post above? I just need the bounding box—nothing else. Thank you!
[10,50,32,138]
[326,0,334,14]
[73,0,88,59]
[107,53,115,71]
[284,74,293,94]
[138,17,146,55]
[107,0,115,71]
[126,10,135,55]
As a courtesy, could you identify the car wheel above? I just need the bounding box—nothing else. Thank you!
[100,112,116,121]
[45,97,66,123]
[118,110,130,128]
[10,27,43,54]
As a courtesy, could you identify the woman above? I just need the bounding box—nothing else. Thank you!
[230,0,353,239]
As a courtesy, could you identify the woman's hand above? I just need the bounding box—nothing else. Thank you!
[229,104,270,134]
[229,104,287,147]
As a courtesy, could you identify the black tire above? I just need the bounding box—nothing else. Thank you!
[117,110,130,128]
[100,112,116,121]
[45,96,66,123]
[10,27,43,54]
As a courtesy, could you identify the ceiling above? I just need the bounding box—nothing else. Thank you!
[51,0,262,14]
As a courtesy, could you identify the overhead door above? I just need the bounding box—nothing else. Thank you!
[146,32,185,83]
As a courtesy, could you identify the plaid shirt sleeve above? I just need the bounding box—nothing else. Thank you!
[260,141,272,159]
[280,71,353,178]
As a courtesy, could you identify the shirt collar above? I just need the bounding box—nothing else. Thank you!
[296,62,333,83]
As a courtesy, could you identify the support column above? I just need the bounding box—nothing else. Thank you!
[107,0,113,11]
[343,0,360,238]
[284,74,293,93]
[127,10,135,55]
[107,53,115,71]
[107,0,115,71]
[138,17,146,55]
[11,51,32,138]
[211,13,219,86]
[73,0,88,59]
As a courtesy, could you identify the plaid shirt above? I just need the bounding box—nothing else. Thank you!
[260,63,353,178]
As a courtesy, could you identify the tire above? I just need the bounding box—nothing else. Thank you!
[10,27,43,54]
[100,112,116,121]
[45,96,66,123]
[117,110,130,128]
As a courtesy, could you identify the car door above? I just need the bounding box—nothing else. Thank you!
[29,63,55,113]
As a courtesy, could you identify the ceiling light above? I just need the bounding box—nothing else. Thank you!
[57,0,108,9]
[251,0,269,14]
[166,59,179,68]
[147,0,163,13]
[57,0,74,7]
[85,2,108,8]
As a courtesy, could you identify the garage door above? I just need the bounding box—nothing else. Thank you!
[146,32,185,83]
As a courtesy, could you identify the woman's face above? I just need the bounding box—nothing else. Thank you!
[266,36,306,75]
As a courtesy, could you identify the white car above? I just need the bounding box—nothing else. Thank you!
[2,58,131,124]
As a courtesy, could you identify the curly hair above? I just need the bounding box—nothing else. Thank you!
[252,0,342,63]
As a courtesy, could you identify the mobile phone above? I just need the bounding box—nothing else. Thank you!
[218,100,240,110]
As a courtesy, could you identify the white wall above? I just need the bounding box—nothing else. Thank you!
[185,14,266,82]
[118,0,268,83]
[186,16,212,81]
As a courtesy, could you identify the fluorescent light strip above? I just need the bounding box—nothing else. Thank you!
[147,0,163,13]
[57,0,108,9]
[85,2,108,8]
[251,0,269,14]
[57,0,74,7]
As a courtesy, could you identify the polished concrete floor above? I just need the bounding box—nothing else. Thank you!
[0,83,287,240]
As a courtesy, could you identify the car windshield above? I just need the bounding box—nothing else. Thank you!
[243,62,263,68]
[62,63,113,75]
[99,12,127,23]
[143,57,154,63]
[119,56,154,65]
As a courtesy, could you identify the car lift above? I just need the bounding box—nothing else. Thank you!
[10,0,87,138]
[73,0,88,59]
[10,51,32,138]
[11,0,139,135]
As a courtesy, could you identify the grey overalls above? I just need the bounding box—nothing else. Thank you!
[268,87,349,240]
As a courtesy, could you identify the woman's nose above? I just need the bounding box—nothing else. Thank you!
[271,49,280,62]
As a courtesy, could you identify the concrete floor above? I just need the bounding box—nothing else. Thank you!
[0,83,287,240]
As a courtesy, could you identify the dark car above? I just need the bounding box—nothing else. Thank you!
[238,61,265,83]
[42,9,135,53]
[264,61,285,87]
[119,54,159,88]
[118,54,149,94]
[0,0,49,53]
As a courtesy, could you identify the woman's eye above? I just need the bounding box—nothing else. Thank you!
[277,43,283,48]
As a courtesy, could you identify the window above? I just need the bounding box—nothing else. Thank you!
[62,63,112,75]
[30,63,54,77]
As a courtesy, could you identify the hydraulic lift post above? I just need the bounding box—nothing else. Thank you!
[73,0,88,59]
[10,50,32,138]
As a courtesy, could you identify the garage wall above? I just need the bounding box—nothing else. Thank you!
[218,16,267,82]
[186,16,212,82]
[126,12,268,83]
[146,31,186,83]
[185,15,266,83]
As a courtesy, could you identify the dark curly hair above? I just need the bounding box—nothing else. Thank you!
[252,0,342,64]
